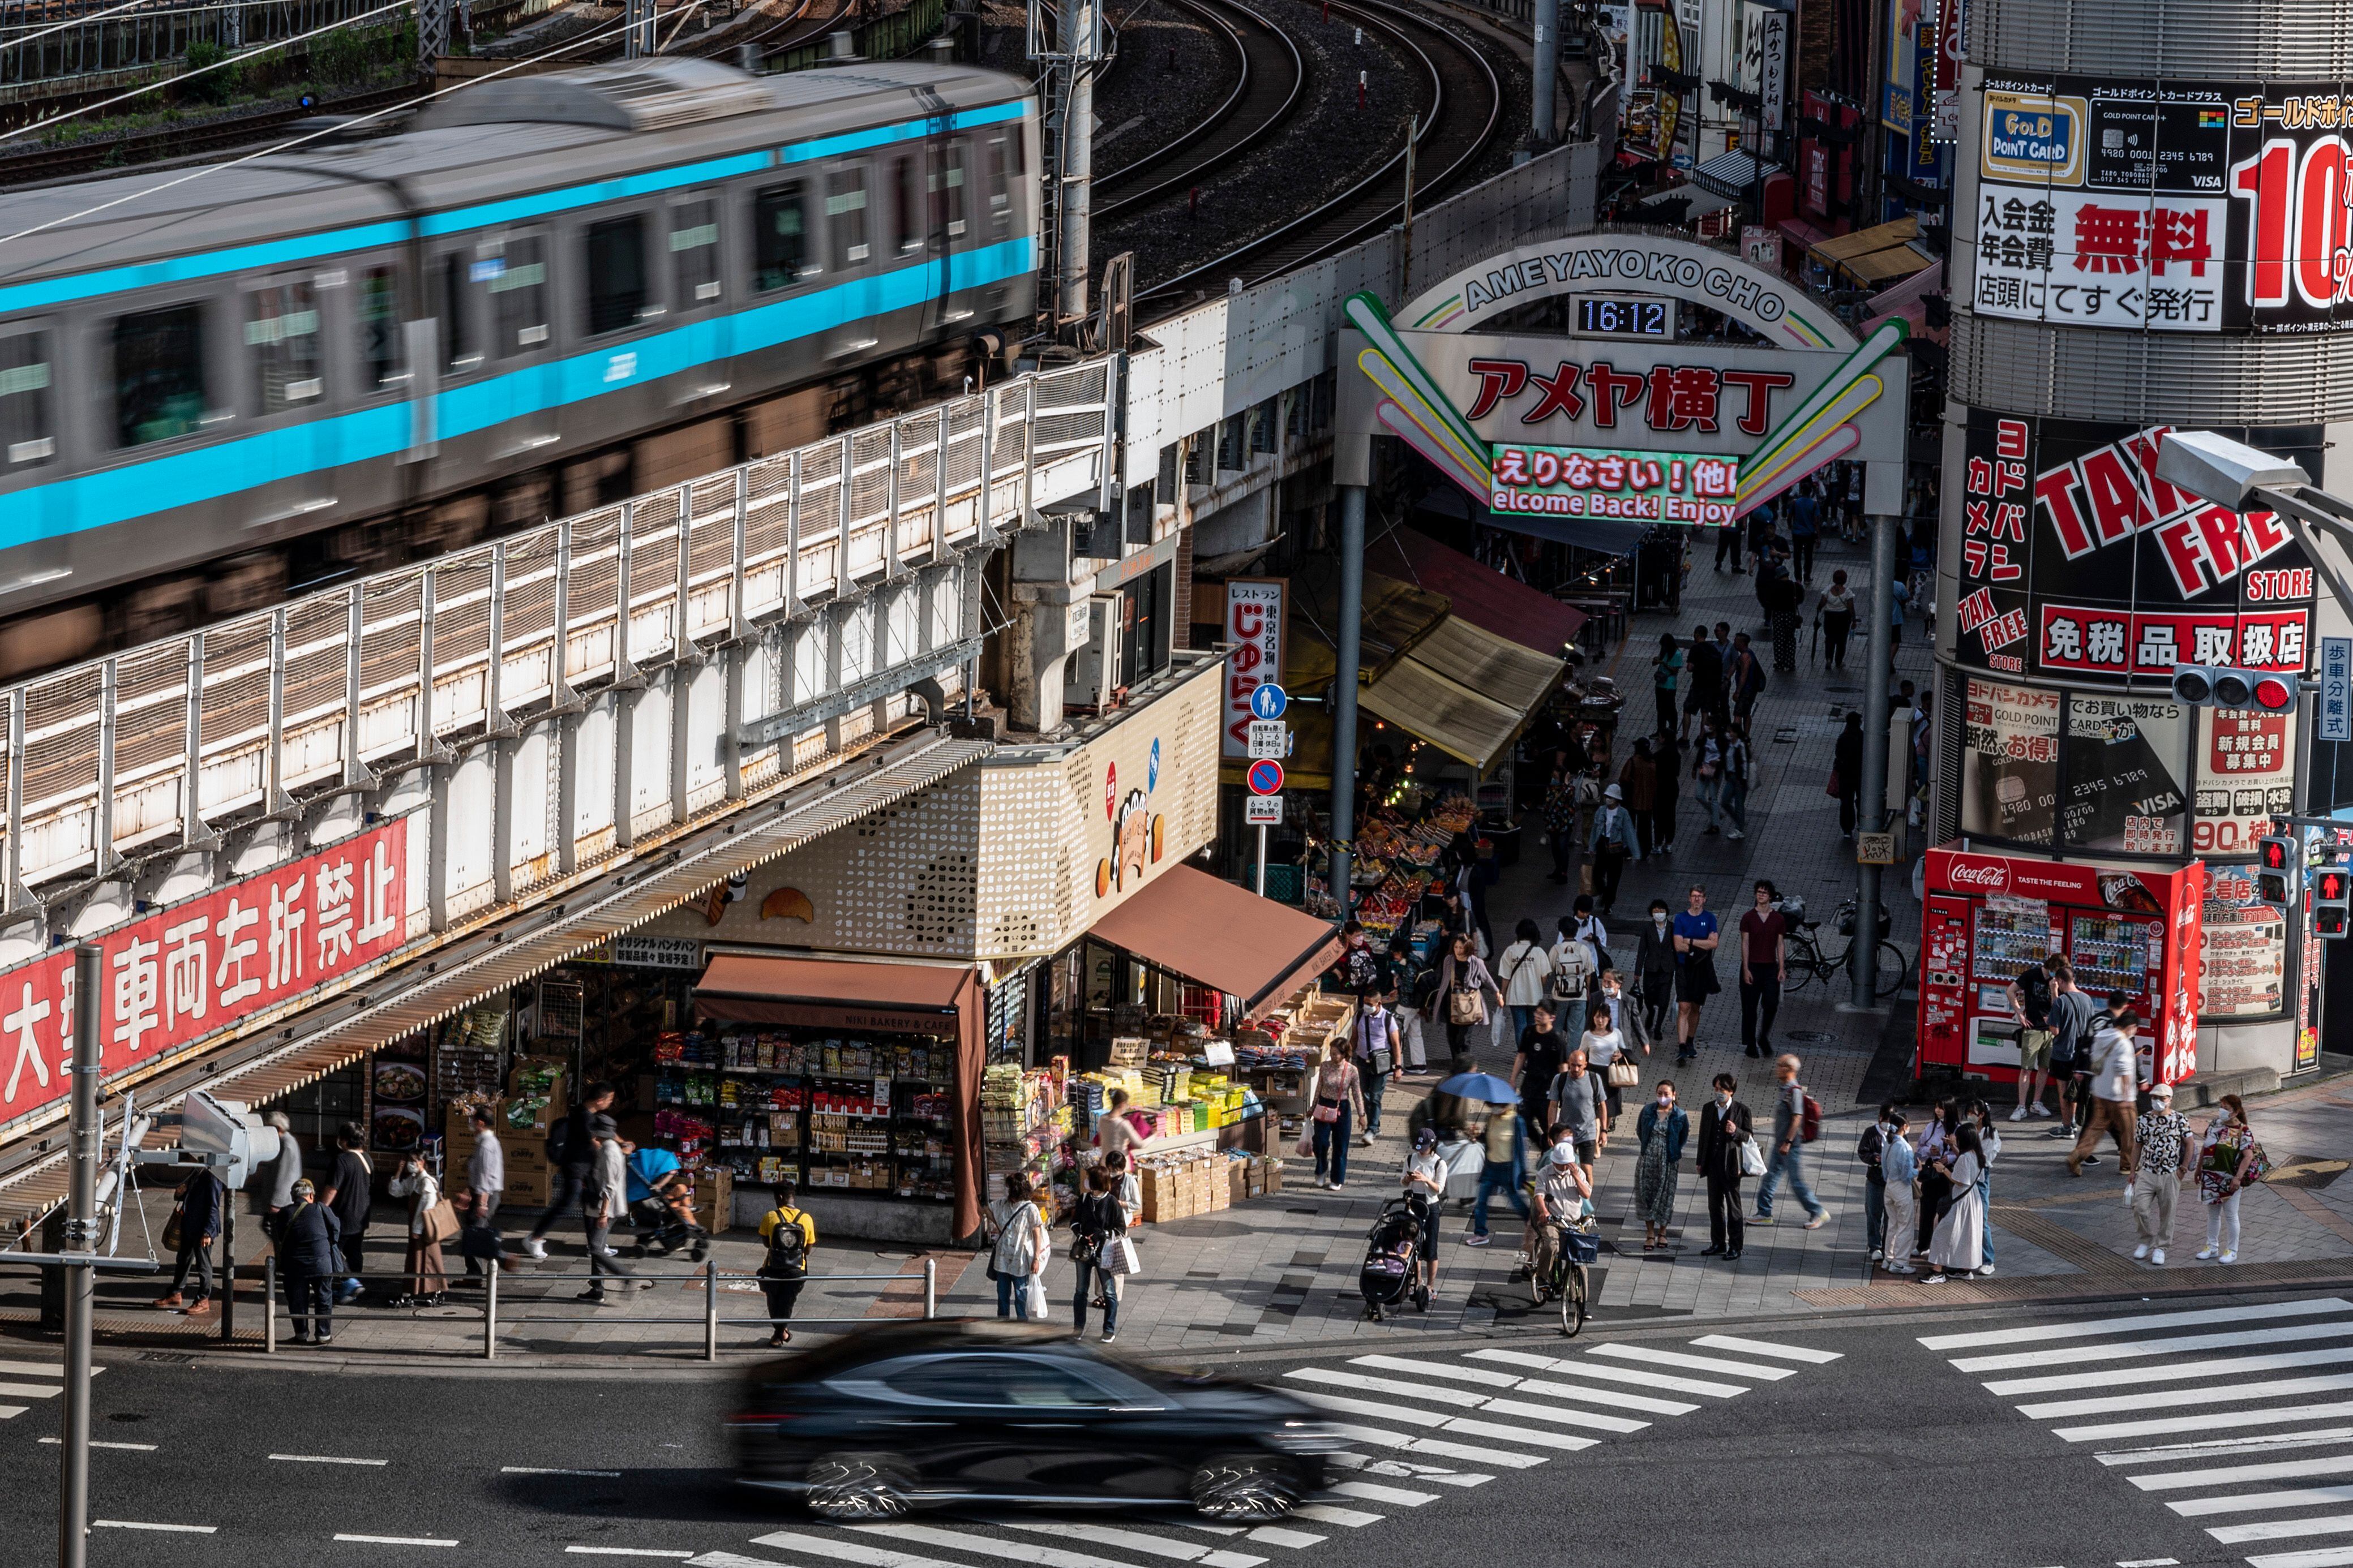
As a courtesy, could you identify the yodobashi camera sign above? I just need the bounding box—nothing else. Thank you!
[1490,444,1740,526]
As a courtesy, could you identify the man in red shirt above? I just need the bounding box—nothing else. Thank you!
[1737,880,1789,1060]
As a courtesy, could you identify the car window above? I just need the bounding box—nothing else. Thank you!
[879,1354,1117,1408]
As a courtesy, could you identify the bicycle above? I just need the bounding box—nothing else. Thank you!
[1527,1217,1597,1336]
[1782,898,1910,1001]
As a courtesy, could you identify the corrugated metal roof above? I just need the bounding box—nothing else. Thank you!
[1359,616,1566,772]
[0,731,989,1228]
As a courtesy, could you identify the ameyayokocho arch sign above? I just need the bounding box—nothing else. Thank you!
[1335,229,1909,525]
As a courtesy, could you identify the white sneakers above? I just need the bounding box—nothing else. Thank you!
[2028,1103,2052,1118]
[521,1238,547,1260]
[2196,1245,2218,1260]
[2009,1105,2029,1122]
[1868,1247,1883,1261]
[2131,1243,2149,1260]
[2151,1248,2167,1265]
[2220,1250,2239,1264]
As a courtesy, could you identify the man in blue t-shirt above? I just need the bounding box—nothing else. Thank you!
[1671,884,1722,1064]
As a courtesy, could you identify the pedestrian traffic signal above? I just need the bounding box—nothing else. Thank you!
[2257,834,2298,905]
[2315,865,2352,939]
[2170,664,2299,711]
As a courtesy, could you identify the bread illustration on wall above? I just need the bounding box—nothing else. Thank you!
[761,887,816,923]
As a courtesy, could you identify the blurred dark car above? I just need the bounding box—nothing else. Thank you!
[730,1320,1344,1522]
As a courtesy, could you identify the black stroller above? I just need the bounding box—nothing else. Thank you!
[1360,1194,1434,1320]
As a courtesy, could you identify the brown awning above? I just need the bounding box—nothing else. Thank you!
[1086,865,1345,1020]
[694,954,987,1240]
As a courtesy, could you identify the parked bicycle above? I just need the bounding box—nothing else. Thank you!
[1781,897,1910,1000]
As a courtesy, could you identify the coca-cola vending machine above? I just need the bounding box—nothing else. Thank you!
[1918,845,2205,1088]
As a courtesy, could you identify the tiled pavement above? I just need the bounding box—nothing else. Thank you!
[11,535,2353,1368]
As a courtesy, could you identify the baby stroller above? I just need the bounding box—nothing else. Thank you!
[1360,1194,1434,1321]
[631,1176,709,1262]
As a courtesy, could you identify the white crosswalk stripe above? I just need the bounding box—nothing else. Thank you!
[0,1355,103,1420]
[710,1331,1839,1568]
[1920,1292,2353,1568]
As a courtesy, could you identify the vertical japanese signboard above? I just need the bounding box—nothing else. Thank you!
[0,818,411,1126]
[1221,579,1287,759]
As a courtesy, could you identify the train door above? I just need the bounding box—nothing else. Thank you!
[885,148,933,352]
[241,270,335,526]
[478,227,559,458]
[666,191,731,393]
[929,132,972,333]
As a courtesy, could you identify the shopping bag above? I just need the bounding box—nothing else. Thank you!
[423,1198,462,1245]
[1579,863,1595,896]
[1295,1125,1316,1157]
[1606,1059,1642,1089]
[1738,1137,1768,1178]
[1111,1236,1141,1275]
[162,1212,183,1253]
[1023,1271,1048,1319]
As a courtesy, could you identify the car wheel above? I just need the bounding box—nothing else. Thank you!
[803,1453,915,1521]
[1190,1455,1304,1522]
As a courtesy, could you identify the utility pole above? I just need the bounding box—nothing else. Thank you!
[1531,0,1559,147]
[1327,486,1367,920]
[1399,114,1420,300]
[58,943,100,1568]
[1031,0,1104,335]
[1848,518,1896,1008]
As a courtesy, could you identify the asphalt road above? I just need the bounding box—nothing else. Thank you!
[0,1285,2332,1567]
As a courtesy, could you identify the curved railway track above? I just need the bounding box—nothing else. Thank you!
[1134,0,1498,312]
[1092,0,1302,221]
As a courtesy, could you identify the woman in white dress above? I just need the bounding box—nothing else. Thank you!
[1924,1125,1986,1283]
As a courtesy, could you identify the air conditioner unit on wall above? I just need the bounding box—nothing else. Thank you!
[1063,592,1125,712]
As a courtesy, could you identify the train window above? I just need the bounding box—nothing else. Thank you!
[112,302,208,448]
[671,197,722,306]
[0,330,54,467]
[931,141,967,240]
[246,280,322,414]
[440,255,478,370]
[358,265,402,389]
[985,130,1014,227]
[489,233,549,356]
[891,155,922,255]
[752,182,810,290]
[585,215,649,336]
[826,169,869,269]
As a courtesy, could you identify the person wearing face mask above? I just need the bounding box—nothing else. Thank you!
[1695,1073,1752,1259]
[1634,899,1678,1045]
[1633,1080,1690,1252]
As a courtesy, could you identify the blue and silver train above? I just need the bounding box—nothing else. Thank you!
[0,56,1039,673]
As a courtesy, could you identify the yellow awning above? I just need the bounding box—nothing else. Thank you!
[1361,616,1567,772]
[1808,214,1919,264]
[1842,242,1935,285]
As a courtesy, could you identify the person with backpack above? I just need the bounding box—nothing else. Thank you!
[1751,1053,1828,1228]
[1858,1103,1892,1263]
[1069,1165,1130,1342]
[756,1184,816,1346]
[522,1081,615,1261]
[1496,918,1557,1047]
[2008,959,2056,1123]
[1588,784,1636,914]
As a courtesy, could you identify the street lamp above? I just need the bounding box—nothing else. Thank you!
[2157,430,2353,624]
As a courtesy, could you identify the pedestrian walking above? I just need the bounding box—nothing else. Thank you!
[387,1153,447,1307]
[1403,1129,1452,1298]
[1696,1073,1752,1258]
[1309,1035,1368,1189]
[320,1122,372,1305]
[1069,1165,1128,1342]
[1652,633,1682,736]
[1633,1080,1688,1252]
[1465,1098,1528,1248]
[1751,1054,1828,1228]
[1788,489,1818,582]
[1718,726,1751,840]
[262,1110,301,1222]
[1549,1045,1609,1181]
[2067,1008,2142,1185]
[1571,898,1611,972]
[755,1184,815,1346]
[1541,756,1580,884]
[1095,1087,1154,1165]
[2132,1081,2192,1265]
[1619,740,1660,860]
[1911,1101,1955,1257]
[1588,785,1635,913]
[1728,633,1765,737]
[1924,1127,1987,1282]
[987,1171,1051,1319]
[1429,934,1500,1074]
[1767,570,1803,672]
[1510,1002,1571,1154]
[1693,716,1727,835]
[1651,727,1683,857]
[458,1106,507,1282]
[1859,1105,1892,1262]
[1496,919,1555,1045]
[276,1178,344,1344]
[1634,899,1677,1045]
[1671,883,1721,1064]
[1580,1000,1634,1121]
[1878,1111,1918,1274]
[1549,914,1599,1020]
[1682,624,1725,741]
[522,1080,614,1260]
[154,1166,223,1316]
[1736,880,1787,1059]
[1832,713,1865,839]
[1352,985,1398,1143]
[2195,1094,2266,1264]
[1817,571,1857,669]
[580,1114,647,1303]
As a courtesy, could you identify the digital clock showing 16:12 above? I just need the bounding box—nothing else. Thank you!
[1576,297,1673,337]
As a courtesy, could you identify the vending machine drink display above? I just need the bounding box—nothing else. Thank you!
[1918,846,2205,1088]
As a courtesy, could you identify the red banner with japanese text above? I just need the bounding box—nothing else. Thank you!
[0,818,410,1124]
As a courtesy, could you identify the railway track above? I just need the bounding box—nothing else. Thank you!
[1134,0,1498,312]
[1092,0,1302,221]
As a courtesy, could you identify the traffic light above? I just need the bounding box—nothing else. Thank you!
[2257,834,2298,905]
[2171,665,2299,711]
[2315,864,2352,939]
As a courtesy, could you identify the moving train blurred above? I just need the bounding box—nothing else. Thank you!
[0,55,1038,677]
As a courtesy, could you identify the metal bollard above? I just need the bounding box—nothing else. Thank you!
[263,1258,277,1356]
[704,1260,719,1362]
[923,1257,936,1320]
[483,1258,499,1361]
